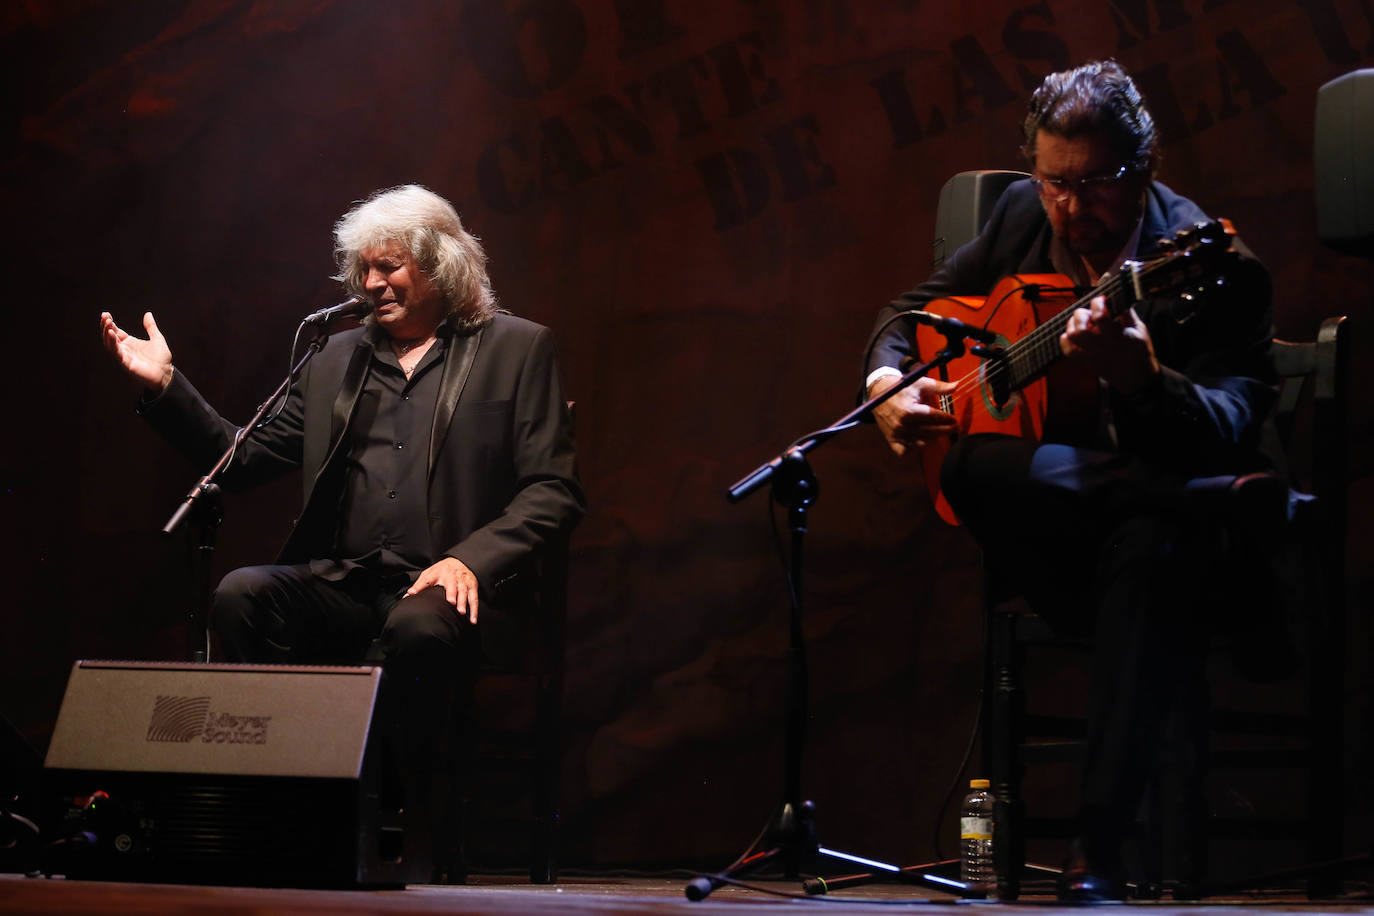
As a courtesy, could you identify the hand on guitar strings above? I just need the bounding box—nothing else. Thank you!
[1059,295,1162,396]
[868,375,958,457]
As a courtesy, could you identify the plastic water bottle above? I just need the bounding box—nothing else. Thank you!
[960,778,996,897]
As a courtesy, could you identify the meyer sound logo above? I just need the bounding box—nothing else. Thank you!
[147,695,210,742]
[146,695,272,745]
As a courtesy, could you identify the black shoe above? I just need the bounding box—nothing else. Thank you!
[1056,842,1126,904]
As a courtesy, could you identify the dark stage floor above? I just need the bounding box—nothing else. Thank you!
[5,873,1374,915]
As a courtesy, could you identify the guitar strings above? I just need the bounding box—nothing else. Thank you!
[912,222,1230,434]
[933,261,1153,423]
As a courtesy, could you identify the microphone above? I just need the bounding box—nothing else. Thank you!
[903,309,998,345]
[301,294,370,325]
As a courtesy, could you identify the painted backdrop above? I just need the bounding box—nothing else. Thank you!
[4,0,1373,873]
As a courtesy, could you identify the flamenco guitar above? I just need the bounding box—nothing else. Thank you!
[913,219,1240,526]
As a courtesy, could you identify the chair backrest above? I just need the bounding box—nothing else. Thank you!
[1266,317,1351,660]
[933,170,1029,267]
[535,500,570,677]
[534,400,574,673]
[1269,317,1350,518]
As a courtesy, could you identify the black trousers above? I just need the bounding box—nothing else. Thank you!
[942,434,1225,868]
[209,564,519,874]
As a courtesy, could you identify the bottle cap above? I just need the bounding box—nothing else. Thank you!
[970,778,990,789]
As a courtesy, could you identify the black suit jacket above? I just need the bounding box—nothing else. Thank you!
[143,312,584,600]
[865,179,1277,476]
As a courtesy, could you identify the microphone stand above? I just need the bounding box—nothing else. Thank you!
[161,319,343,662]
[686,327,984,902]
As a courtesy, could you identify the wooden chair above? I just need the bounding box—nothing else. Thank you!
[455,403,574,885]
[457,530,568,884]
[983,316,1351,899]
[368,515,570,886]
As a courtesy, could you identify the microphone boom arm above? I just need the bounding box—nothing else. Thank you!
[728,325,973,503]
[162,303,350,662]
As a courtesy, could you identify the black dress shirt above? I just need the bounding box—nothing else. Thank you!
[319,330,447,580]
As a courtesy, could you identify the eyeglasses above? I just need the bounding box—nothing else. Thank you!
[1030,164,1132,203]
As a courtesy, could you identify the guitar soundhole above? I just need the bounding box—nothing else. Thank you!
[978,347,1018,420]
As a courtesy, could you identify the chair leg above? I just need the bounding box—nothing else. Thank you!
[1307,533,1345,898]
[433,714,470,885]
[987,608,1026,900]
[530,670,562,884]
[1141,695,1208,899]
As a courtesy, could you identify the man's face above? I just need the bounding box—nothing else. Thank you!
[359,240,446,339]
[1033,129,1147,259]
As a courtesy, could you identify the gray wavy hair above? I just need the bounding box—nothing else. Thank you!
[333,184,497,331]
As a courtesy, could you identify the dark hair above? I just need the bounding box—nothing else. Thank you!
[1021,60,1158,174]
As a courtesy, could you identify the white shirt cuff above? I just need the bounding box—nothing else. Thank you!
[865,366,902,392]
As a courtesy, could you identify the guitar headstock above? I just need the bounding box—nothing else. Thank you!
[1111,218,1243,317]
[1154,218,1236,255]
[1130,219,1242,323]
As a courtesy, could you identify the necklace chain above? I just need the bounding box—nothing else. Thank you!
[394,335,434,378]
[395,335,433,355]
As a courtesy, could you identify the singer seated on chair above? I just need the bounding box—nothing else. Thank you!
[99,184,585,880]
[861,61,1286,902]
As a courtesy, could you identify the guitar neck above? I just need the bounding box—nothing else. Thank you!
[996,261,1159,392]
[930,220,1234,416]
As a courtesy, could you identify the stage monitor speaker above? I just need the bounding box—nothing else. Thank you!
[42,660,429,888]
[933,169,1028,268]
[1315,68,1374,258]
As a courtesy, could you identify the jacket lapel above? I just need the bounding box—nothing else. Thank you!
[1140,184,1173,253]
[279,337,372,565]
[319,338,372,482]
[429,327,483,479]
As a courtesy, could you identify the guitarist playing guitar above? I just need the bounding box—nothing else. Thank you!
[862,61,1281,902]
